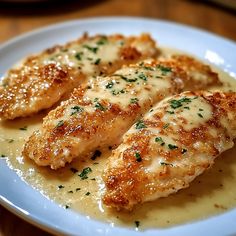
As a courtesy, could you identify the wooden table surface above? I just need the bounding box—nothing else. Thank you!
[0,0,236,235]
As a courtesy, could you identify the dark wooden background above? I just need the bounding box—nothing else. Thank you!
[0,0,236,235]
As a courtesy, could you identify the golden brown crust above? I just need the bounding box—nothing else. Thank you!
[0,33,158,120]
[103,91,236,210]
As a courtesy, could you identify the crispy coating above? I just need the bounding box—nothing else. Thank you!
[0,33,158,120]
[23,55,222,170]
[102,91,236,210]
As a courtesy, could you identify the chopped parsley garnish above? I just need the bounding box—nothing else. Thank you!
[94,102,106,111]
[138,73,147,81]
[168,144,178,150]
[0,154,6,158]
[184,106,190,110]
[111,89,125,95]
[7,139,14,143]
[163,123,169,129]
[135,120,147,129]
[135,221,140,228]
[143,66,154,71]
[91,150,102,160]
[83,45,98,53]
[96,37,107,45]
[79,167,92,180]
[76,188,81,191]
[135,152,142,162]
[70,167,78,173]
[75,52,83,60]
[58,185,64,189]
[65,205,70,209]
[157,65,172,75]
[155,137,165,146]
[160,162,173,166]
[105,81,114,89]
[94,58,101,65]
[198,113,203,118]
[68,190,73,193]
[56,120,64,128]
[130,98,139,104]
[114,74,137,82]
[70,106,84,116]
[90,178,96,181]
[167,110,174,114]
[19,126,27,131]
[181,148,187,154]
[85,192,91,196]
[199,108,204,111]
[169,97,192,109]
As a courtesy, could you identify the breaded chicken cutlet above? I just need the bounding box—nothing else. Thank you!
[103,91,236,210]
[0,33,158,120]
[23,56,221,169]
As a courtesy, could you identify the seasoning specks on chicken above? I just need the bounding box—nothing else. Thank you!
[23,55,222,169]
[0,33,158,120]
[102,91,236,210]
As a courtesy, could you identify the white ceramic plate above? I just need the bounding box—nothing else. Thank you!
[0,17,236,236]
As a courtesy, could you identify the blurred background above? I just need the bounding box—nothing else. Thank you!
[0,0,236,235]
[0,0,236,44]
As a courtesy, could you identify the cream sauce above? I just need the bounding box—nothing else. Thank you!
[1,48,236,230]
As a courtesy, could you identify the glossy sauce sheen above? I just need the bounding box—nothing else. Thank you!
[1,49,236,230]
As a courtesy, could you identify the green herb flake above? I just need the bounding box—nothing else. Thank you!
[135,120,147,129]
[130,98,139,104]
[75,52,83,60]
[58,185,65,189]
[135,221,140,228]
[68,190,73,193]
[135,152,142,162]
[90,178,96,181]
[160,162,173,166]
[91,150,102,160]
[157,65,172,75]
[0,154,6,158]
[85,192,91,196]
[70,167,78,173]
[199,108,204,111]
[96,37,108,45]
[155,137,165,146]
[198,113,203,118]
[169,97,192,109]
[56,120,64,128]
[7,139,14,143]
[167,110,174,114]
[105,81,114,89]
[184,106,190,110]
[163,123,170,129]
[95,102,106,111]
[79,167,92,180]
[181,148,187,154]
[76,188,81,191]
[19,126,27,131]
[65,205,70,209]
[83,45,98,53]
[168,144,178,150]
[94,58,101,65]
[138,73,147,81]
[70,106,84,116]
[114,74,137,82]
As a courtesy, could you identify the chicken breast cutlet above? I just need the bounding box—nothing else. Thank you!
[23,56,221,169]
[0,33,158,120]
[103,91,236,210]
